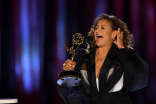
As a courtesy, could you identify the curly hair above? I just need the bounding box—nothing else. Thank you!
[87,13,134,52]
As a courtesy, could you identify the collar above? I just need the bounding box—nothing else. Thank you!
[92,43,118,58]
[107,43,118,57]
[87,43,119,92]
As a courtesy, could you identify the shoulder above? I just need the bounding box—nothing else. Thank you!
[117,48,137,55]
[76,48,86,53]
[75,48,86,60]
[75,48,86,57]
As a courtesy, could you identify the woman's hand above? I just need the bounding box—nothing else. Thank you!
[114,28,125,49]
[63,59,76,71]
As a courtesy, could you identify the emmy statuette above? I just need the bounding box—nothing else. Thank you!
[57,33,84,87]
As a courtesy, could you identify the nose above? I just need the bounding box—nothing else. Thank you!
[96,30,99,33]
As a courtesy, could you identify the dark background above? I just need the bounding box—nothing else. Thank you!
[0,0,156,104]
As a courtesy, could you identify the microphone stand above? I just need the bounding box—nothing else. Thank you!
[87,35,93,104]
[89,42,92,104]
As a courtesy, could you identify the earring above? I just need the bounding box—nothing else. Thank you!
[112,38,115,42]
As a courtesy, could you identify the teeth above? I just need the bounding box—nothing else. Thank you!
[96,35,103,38]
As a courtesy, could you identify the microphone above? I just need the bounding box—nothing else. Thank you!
[86,35,93,103]
[87,35,93,44]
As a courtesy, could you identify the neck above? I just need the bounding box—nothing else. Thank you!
[96,43,112,56]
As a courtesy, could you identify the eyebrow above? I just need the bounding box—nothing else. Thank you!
[96,25,106,27]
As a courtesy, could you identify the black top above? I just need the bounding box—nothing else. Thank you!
[57,43,149,104]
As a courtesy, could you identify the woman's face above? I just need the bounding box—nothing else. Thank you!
[94,19,115,47]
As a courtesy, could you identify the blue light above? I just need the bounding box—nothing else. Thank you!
[31,46,40,89]
[95,0,106,18]
[56,0,66,62]
[19,0,32,92]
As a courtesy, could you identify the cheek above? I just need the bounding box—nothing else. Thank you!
[106,31,112,37]
[106,35,112,40]
[103,32,112,40]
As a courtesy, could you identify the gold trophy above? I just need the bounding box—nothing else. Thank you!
[57,33,84,87]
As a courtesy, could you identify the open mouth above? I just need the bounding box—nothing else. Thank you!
[96,35,103,38]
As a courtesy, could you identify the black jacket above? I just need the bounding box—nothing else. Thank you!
[57,43,149,104]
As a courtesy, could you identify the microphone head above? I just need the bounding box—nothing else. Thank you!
[87,35,93,43]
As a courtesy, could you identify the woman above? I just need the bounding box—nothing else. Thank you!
[57,13,149,104]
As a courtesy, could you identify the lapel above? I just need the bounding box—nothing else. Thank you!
[98,43,119,91]
[91,47,97,91]
[86,47,98,92]
[86,43,119,92]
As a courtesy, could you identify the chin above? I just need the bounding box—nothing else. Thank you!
[96,43,102,47]
[96,41,103,46]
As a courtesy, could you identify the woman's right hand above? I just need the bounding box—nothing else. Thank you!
[63,59,76,71]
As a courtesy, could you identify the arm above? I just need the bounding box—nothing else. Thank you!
[57,48,86,104]
[63,48,86,71]
[117,48,149,91]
